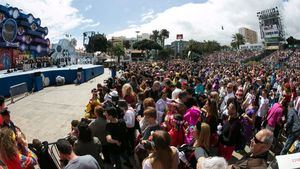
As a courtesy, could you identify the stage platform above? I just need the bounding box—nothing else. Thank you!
[0,64,104,97]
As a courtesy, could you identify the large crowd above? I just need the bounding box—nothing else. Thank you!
[0,49,300,169]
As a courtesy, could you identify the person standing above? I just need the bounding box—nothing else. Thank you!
[280,102,300,155]
[105,107,132,169]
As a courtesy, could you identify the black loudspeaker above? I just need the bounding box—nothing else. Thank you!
[77,67,83,72]
[34,72,41,77]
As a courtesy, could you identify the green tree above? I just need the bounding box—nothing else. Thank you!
[202,40,221,53]
[123,40,131,49]
[159,29,169,47]
[221,45,231,51]
[112,43,125,63]
[150,30,160,43]
[185,40,203,55]
[133,39,162,59]
[85,34,108,53]
[231,33,245,49]
[158,49,169,60]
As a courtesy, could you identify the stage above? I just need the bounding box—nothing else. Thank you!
[0,64,104,97]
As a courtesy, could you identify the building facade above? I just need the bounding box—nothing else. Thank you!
[170,40,188,56]
[239,27,258,44]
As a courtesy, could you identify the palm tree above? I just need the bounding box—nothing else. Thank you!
[159,29,169,48]
[231,33,245,49]
[150,30,160,43]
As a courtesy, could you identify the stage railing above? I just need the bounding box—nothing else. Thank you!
[10,82,28,103]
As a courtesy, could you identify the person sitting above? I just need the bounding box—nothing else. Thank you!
[73,122,103,168]
[0,128,38,169]
[230,129,273,169]
[56,138,100,169]
[142,130,180,169]
[84,88,101,119]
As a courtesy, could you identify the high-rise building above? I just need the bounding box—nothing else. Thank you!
[238,27,258,44]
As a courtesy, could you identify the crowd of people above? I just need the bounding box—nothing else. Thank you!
[203,50,262,64]
[0,49,299,169]
[261,49,294,67]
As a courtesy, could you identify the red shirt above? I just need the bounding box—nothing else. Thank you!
[169,126,185,147]
[0,115,3,126]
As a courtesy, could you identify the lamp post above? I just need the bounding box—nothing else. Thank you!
[135,30,140,41]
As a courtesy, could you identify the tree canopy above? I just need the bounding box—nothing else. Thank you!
[231,33,245,49]
[85,34,108,53]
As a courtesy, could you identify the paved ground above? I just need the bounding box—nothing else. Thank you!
[7,68,111,143]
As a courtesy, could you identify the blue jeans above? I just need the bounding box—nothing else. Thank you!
[280,130,300,155]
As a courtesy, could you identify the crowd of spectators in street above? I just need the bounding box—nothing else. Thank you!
[0,49,299,169]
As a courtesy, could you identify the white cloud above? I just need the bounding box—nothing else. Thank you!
[85,4,92,11]
[141,9,156,22]
[80,22,100,30]
[0,0,98,44]
[110,0,300,45]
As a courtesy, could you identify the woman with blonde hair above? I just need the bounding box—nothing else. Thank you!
[0,128,37,169]
[122,83,137,108]
[142,130,179,169]
[193,122,211,159]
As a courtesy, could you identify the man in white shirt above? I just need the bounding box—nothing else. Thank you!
[255,89,269,131]
[220,83,235,113]
[156,92,169,124]
[172,82,182,100]
[118,100,136,155]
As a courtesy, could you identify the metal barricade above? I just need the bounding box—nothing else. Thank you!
[9,82,28,103]
[49,143,62,169]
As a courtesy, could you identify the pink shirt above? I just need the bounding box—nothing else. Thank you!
[267,103,284,128]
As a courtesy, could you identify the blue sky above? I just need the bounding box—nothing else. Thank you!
[1,0,299,48]
[72,0,204,33]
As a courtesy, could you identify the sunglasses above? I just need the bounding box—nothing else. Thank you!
[253,136,265,144]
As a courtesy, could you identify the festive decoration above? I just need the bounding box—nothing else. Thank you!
[0,4,50,70]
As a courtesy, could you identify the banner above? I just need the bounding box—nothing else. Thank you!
[176,34,183,40]
[276,152,300,169]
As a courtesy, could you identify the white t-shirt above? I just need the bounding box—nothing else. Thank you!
[257,97,269,117]
[220,92,235,112]
[156,99,167,124]
[123,107,135,128]
[172,88,182,100]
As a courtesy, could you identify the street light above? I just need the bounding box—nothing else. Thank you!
[135,30,140,41]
